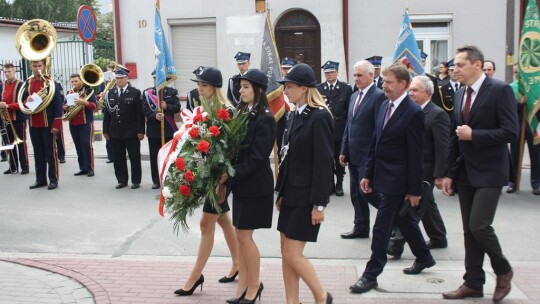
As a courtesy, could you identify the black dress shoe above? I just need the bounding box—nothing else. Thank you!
[29,182,47,189]
[47,183,58,190]
[74,171,87,176]
[0,157,7,162]
[349,276,377,293]
[335,183,344,196]
[426,240,448,249]
[106,159,114,163]
[87,171,94,177]
[387,238,405,259]
[20,169,29,174]
[506,184,516,193]
[131,183,140,189]
[218,271,238,283]
[403,258,436,275]
[59,159,66,163]
[115,183,127,189]
[151,183,160,189]
[341,229,369,239]
[533,188,540,195]
[3,169,17,174]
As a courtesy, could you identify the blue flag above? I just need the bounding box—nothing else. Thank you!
[392,11,424,77]
[154,0,176,90]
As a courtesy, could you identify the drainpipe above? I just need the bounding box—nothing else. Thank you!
[343,0,349,80]
[113,0,123,64]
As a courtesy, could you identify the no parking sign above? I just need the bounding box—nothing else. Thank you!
[77,5,97,43]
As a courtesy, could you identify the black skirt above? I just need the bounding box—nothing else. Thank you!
[277,205,321,242]
[203,197,230,214]
[232,194,273,230]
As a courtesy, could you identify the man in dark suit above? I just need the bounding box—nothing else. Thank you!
[441,46,518,302]
[317,60,352,196]
[339,60,385,239]
[103,67,145,190]
[350,64,435,294]
[227,52,250,107]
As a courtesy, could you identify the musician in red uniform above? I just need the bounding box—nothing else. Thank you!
[19,59,64,190]
[66,73,96,177]
[0,63,29,174]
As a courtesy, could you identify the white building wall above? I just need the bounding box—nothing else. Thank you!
[348,0,509,80]
[116,0,346,91]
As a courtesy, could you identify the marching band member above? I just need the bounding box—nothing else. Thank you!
[0,63,28,174]
[142,70,181,189]
[66,73,96,177]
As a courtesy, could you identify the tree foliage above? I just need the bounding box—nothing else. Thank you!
[2,0,99,22]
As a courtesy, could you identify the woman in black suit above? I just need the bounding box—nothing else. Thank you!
[219,69,277,304]
[275,63,334,304]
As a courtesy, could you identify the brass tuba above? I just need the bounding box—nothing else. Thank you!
[15,19,57,115]
[62,64,104,121]
[98,62,126,109]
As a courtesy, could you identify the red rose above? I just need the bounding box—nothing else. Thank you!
[188,127,199,139]
[179,184,191,196]
[185,170,195,182]
[193,114,202,123]
[218,109,230,121]
[175,157,185,171]
[201,114,208,122]
[197,140,210,153]
[208,126,221,137]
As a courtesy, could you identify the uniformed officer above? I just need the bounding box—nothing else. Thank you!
[143,70,181,189]
[19,59,64,190]
[186,66,204,111]
[366,56,383,89]
[317,60,352,196]
[103,67,145,189]
[0,62,28,174]
[435,58,456,118]
[421,52,444,113]
[277,57,297,162]
[66,73,96,177]
[227,51,251,107]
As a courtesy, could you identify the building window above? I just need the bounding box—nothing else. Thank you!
[412,20,451,74]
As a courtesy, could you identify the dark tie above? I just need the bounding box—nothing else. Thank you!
[353,91,363,115]
[463,87,473,123]
[455,83,459,91]
[383,101,393,128]
[329,84,334,94]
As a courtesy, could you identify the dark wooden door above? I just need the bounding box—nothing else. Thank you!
[275,10,321,82]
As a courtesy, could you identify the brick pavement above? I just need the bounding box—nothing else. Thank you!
[1,258,538,304]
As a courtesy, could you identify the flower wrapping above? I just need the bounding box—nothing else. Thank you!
[158,99,247,233]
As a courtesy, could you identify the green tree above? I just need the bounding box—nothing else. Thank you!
[94,11,115,63]
[0,0,12,17]
[9,0,99,22]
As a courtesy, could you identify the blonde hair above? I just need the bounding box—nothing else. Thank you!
[200,86,234,110]
[306,87,330,112]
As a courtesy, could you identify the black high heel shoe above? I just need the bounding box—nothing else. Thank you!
[238,282,263,304]
[174,274,204,296]
[326,292,333,304]
[219,270,239,283]
[225,288,247,304]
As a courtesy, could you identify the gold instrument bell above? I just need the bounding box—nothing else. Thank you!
[62,64,104,121]
[15,19,57,115]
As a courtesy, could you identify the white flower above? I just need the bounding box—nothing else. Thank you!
[162,186,173,198]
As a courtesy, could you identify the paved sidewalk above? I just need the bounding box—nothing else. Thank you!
[1,257,538,304]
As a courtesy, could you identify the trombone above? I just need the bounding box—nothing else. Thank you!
[98,62,127,110]
[0,108,24,149]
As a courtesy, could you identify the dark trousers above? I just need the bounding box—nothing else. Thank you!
[105,139,113,161]
[1,120,29,171]
[333,140,345,184]
[70,123,94,172]
[29,127,58,184]
[56,127,65,160]
[456,168,512,290]
[509,122,540,189]
[419,179,447,243]
[148,137,171,185]
[111,137,141,184]
[363,193,432,280]
[349,163,380,233]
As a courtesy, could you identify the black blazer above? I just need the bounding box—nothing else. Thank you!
[103,85,145,139]
[317,80,352,140]
[422,102,450,180]
[446,76,518,187]
[142,86,181,139]
[364,95,424,196]
[230,107,277,198]
[186,88,200,111]
[341,84,385,169]
[275,106,334,207]
[227,75,241,107]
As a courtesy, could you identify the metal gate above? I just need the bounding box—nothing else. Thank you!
[52,37,92,92]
